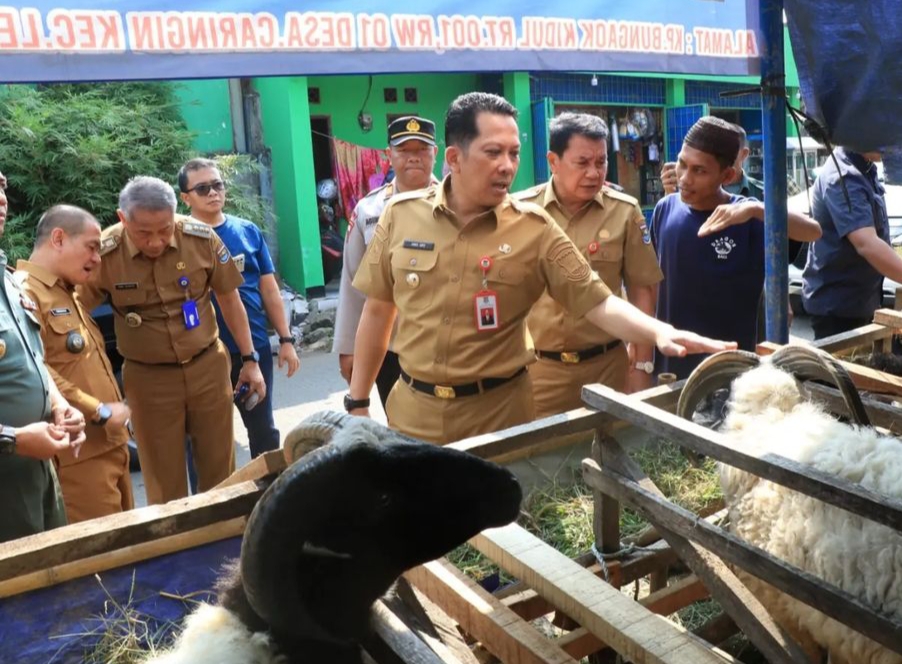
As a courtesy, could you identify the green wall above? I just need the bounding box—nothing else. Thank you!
[307,72,479,174]
[174,79,235,153]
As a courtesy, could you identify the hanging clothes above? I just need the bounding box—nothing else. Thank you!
[331,138,391,220]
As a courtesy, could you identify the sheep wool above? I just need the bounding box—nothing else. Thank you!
[720,365,902,664]
[144,603,285,664]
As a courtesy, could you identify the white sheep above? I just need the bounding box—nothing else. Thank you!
[142,411,523,664]
[678,347,902,664]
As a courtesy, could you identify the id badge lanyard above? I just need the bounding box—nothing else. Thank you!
[474,255,499,332]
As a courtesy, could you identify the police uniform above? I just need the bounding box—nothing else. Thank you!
[78,217,243,504]
[352,178,612,444]
[513,181,663,416]
[16,260,133,522]
[0,254,66,543]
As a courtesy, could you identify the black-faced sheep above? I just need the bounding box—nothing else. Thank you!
[143,411,523,664]
[677,345,902,664]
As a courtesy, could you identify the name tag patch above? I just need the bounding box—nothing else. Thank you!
[234,253,246,273]
[402,240,435,251]
[115,282,139,290]
[364,216,380,227]
[50,308,71,316]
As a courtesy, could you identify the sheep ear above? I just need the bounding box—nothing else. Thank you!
[677,350,761,421]
[283,411,355,464]
[301,542,354,560]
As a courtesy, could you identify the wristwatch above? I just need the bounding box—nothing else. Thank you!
[279,334,297,345]
[633,361,655,374]
[93,403,112,426]
[343,394,371,412]
[0,425,16,455]
[241,350,260,364]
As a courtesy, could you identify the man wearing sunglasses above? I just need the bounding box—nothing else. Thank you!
[178,158,300,459]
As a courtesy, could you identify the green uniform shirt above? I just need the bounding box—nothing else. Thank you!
[0,251,65,543]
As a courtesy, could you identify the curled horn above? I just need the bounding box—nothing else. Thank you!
[282,410,354,464]
[769,345,870,427]
[676,350,762,421]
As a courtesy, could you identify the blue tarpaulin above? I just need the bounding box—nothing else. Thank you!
[786,0,902,154]
[0,0,760,83]
[0,537,240,664]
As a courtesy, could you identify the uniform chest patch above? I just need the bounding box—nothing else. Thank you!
[365,216,380,227]
[402,240,435,251]
[50,308,72,316]
[549,245,591,282]
[217,245,231,263]
[234,253,246,272]
[115,282,139,290]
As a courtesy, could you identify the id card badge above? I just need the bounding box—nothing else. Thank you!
[474,290,500,331]
[182,300,200,330]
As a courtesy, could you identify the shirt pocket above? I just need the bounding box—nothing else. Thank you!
[486,261,530,319]
[391,248,439,310]
[111,287,148,309]
[46,315,84,362]
[589,245,624,289]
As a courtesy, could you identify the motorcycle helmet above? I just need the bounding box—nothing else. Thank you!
[316,178,338,201]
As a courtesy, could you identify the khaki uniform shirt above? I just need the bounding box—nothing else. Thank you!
[16,260,126,466]
[513,180,663,351]
[352,178,612,383]
[78,217,243,364]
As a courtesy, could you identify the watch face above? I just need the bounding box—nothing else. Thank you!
[0,436,15,455]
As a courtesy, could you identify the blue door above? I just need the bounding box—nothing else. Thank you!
[531,97,554,184]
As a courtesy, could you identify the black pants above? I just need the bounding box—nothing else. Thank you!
[811,314,872,340]
[375,350,401,409]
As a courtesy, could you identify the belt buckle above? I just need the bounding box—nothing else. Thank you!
[433,385,456,399]
[560,351,581,364]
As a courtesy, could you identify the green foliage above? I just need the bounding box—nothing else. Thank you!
[0,83,194,261]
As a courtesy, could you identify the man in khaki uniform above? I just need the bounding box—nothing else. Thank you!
[347,93,735,445]
[79,177,265,504]
[18,205,134,522]
[514,113,663,417]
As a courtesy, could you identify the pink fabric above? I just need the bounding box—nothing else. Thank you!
[331,139,390,220]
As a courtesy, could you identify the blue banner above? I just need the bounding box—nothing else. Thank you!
[0,0,759,83]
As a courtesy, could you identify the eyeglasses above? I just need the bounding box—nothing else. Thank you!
[185,180,225,196]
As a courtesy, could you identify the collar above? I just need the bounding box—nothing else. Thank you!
[15,259,61,289]
[122,226,178,258]
[432,175,503,226]
[543,177,605,212]
[837,147,878,181]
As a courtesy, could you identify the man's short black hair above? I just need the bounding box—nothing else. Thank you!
[177,158,219,193]
[683,116,743,169]
[444,93,517,150]
[548,113,609,157]
[34,205,98,247]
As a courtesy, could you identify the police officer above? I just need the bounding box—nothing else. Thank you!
[0,170,86,543]
[178,158,300,459]
[79,176,265,504]
[333,115,439,407]
[346,93,735,444]
[17,205,134,522]
[514,113,663,416]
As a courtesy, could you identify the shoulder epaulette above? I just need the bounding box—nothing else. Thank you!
[511,183,545,201]
[100,233,121,256]
[180,219,213,239]
[391,188,430,205]
[363,183,390,201]
[603,186,640,207]
[509,198,552,223]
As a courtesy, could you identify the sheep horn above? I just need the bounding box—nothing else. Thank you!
[769,345,870,426]
[676,350,762,421]
[282,410,354,464]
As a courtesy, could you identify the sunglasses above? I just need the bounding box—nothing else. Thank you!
[185,180,225,196]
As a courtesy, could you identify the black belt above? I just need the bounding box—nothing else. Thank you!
[400,366,527,399]
[129,340,218,368]
[536,340,622,364]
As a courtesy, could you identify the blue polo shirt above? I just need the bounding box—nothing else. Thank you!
[651,193,763,379]
[802,148,889,318]
[210,215,275,353]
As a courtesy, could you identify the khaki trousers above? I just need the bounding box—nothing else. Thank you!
[122,341,235,504]
[386,370,535,445]
[58,444,134,523]
[531,344,629,418]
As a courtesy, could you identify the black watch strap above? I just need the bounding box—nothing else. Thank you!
[344,394,371,411]
[241,350,260,363]
[94,403,112,427]
[279,335,296,345]
[0,425,16,455]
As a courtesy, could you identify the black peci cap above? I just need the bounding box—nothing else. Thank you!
[388,116,436,147]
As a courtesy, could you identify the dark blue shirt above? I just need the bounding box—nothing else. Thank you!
[802,148,889,318]
[651,193,763,379]
[211,216,275,353]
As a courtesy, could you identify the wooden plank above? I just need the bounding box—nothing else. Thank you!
[873,308,902,329]
[555,576,708,659]
[583,458,902,656]
[448,383,683,464]
[588,440,810,664]
[406,559,579,664]
[793,323,890,354]
[593,429,621,557]
[471,524,736,664]
[581,383,902,534]
[0,479,267,582]
[805,382,902,434]
[369,600,454,664]
[0,516,246,598]
[215,449,287,489]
